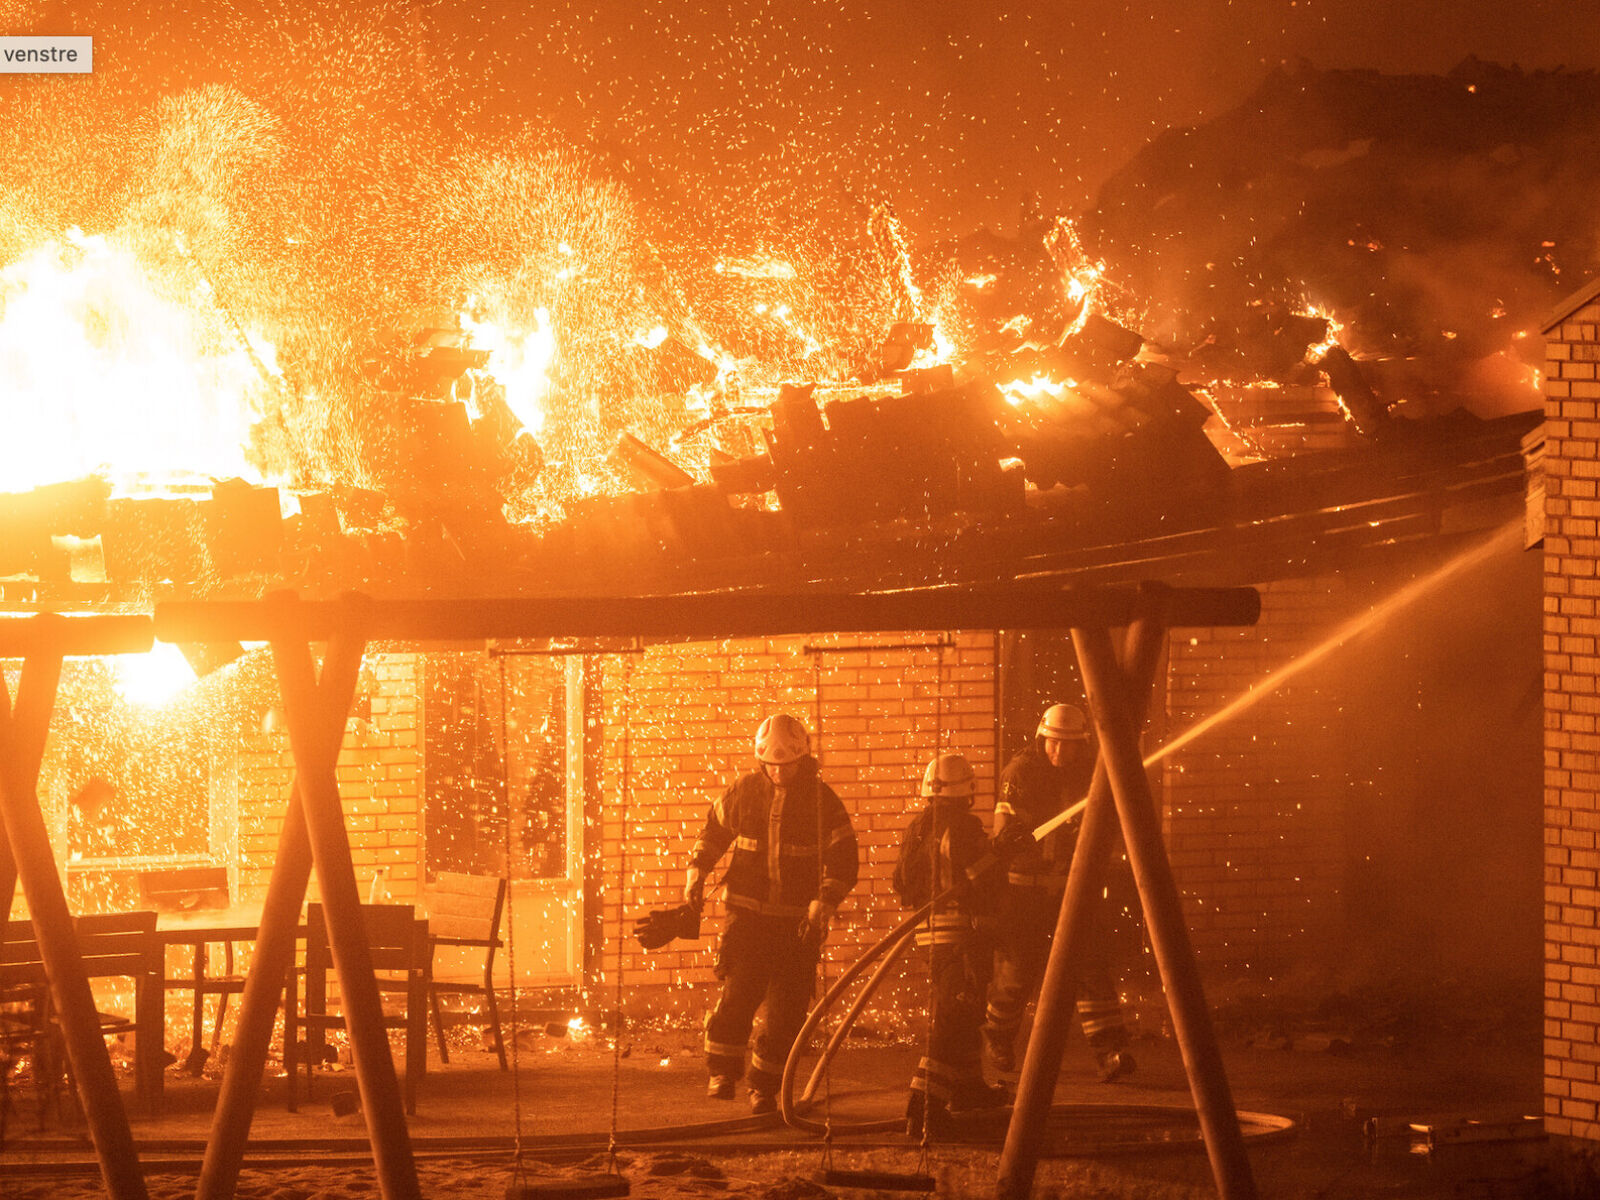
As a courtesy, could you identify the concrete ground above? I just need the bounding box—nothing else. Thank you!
[0,1011,1578,1199]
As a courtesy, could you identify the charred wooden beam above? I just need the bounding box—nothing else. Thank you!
[0,614,154,657]
[153,585,1259,646]
[610,433,695,491]
[1321,346,1393,440]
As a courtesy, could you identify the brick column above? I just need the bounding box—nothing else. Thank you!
[1543,283,1600,1140]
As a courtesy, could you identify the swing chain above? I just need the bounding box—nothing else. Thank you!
[607,656,634,1176]
[918,643,945,1165]
[499,654,526,1173]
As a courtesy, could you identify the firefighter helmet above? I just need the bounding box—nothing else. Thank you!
[1036,702,1090,741]
[921,752,976,803]
[755,714,810,764]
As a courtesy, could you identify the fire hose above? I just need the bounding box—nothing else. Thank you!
[777,796,1089,1134]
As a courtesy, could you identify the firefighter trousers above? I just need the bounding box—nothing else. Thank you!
[909,929,993,1107]
[704,908,820,1095]
[983,885,1128,1062]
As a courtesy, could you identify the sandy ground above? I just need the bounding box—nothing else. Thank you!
[2,1011,1579,1200]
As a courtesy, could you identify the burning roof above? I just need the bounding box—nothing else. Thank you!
[0,59,1560,608]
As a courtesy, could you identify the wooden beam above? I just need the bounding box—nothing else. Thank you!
[153,586,1259,645]
[0,655,148,1200]
[197,631,369,1200]
[995,616,1167,1200]
[270,626,420,1200]
[0,613,153,657]
[1075,624,1259,1200]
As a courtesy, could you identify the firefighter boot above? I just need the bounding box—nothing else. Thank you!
[982,1026,1016,1075]
[707,1075,736,1100]
[748,1087,777,1115]
[1095,1049,1136,1083]
[952,1079,1010,1112]
[906,1091,953,1140]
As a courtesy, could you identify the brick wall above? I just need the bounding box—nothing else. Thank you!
[236,652,423,905]
[1543,285,1600,1141]
[590,630,998,1025]
[1163,579,1351,978]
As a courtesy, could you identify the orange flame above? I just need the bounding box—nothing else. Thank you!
[460,298,556,436]
[0,230,275,494]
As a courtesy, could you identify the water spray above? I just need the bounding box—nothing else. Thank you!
[783,518,1525,1125]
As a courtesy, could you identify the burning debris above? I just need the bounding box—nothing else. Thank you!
[0,48,1562,605]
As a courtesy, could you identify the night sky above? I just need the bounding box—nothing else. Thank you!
[6,0,1599,234]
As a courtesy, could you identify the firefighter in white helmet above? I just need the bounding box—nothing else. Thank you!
[982,702,1135,1083]
[893,752,1012,1137]
[687,714,859,1113]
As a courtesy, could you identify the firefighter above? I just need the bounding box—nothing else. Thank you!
[688,713,859,1114]
[983,702,1135,1082]
[893,752,1011,1137]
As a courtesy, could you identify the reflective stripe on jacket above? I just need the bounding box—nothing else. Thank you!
[691,756,858,913]
[994,744,1092,884]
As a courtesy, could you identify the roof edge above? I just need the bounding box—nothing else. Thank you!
[1545,276,1600,334]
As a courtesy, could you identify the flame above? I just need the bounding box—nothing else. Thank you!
[632,325,668,349]
[910,323,957,370]
[460,298,556,436]
[1299,300,1346,363]
[1044,217,1106,339]
[999,373,1077,406]
[0,230,274,494]
[113,643,195,708]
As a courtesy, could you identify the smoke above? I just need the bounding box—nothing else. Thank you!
[1082,60,1600,417]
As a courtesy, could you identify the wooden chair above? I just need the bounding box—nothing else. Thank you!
[137,866,240,1074]
[1,928,54,1130]
[284,903,429,1115]
[0,912,163,1115]
[419,872,507,1069]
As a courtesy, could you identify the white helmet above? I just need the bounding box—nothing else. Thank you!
[921,752,976,803]
[1036,702,1090,741]
[755,714,810,765]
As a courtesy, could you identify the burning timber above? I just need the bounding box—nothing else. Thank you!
[0,296,1537,608]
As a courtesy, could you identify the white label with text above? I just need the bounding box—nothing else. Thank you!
[0,37,93,73]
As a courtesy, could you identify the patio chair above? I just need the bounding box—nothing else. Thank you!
[137,866,240,1074]
[419,872,507,1069]
[284,902,429,1115]
[0,911,163,1118]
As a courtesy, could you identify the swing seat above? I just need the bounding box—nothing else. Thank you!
[815,1168,936,1192]
[507,1172,630,1200]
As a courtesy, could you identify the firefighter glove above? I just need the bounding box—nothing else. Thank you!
[993,823,1038,860]
[633,903,702,951]
[799,899,835,945]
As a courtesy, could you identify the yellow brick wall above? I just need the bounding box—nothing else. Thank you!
[1544,294,1600,1141]
[592,631,998,1020]
[236,652,423,905]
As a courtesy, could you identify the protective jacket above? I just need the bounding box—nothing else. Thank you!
[894,805,999,933]
[691,756,858,918]
[994,744,1091,887]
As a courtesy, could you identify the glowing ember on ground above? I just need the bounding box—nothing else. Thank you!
[999,373,1077,405]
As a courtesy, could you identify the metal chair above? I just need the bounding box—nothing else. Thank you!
[284,902,429,1115]
[419,872,507,1069]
